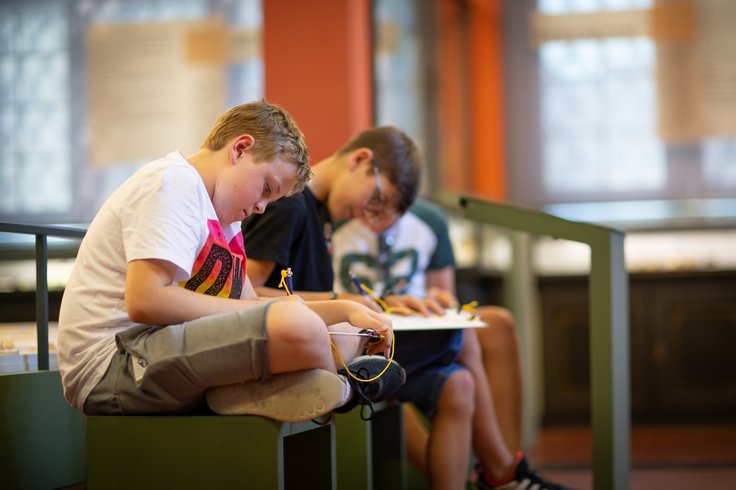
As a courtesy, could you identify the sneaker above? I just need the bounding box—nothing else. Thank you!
[333,355,406,419]
[477,454,571,490]
[206,369,346,422]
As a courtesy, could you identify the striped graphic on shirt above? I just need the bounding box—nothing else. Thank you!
[182,219,245,298]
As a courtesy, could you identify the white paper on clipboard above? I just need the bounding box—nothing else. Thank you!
[389,309,486,332]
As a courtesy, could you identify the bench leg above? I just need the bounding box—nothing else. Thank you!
[335,402,406,490]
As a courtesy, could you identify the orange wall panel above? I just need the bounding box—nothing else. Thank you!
[263,0,373,163]
[436,0,469,193]
[469,0,506,200]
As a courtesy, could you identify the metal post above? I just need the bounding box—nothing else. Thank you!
[35,234,49,370]
[590,232,630,490]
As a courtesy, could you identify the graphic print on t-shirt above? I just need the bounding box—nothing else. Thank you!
[339,248,418,296]
[182,219,245,298]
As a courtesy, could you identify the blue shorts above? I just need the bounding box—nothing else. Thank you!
[392,329,465,420]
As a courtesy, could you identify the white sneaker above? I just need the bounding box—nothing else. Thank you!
[206,369,345,422]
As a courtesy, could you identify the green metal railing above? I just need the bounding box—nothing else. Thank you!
[0,222,86,370]
[460,196,630,490]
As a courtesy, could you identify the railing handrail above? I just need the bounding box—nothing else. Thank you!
[0,221,87,371]
[460,196,630,490]
[0,221,87,239]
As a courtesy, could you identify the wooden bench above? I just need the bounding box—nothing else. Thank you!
[0,370,86,489]
[86,414,336,489]
[0,222,412,489]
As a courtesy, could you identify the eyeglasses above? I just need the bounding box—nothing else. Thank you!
[363,159,389,222]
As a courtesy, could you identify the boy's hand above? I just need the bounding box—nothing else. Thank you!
[303,300,392,356]
[383,295,445,317]
[426,287,458,309]
[343,303,393,357]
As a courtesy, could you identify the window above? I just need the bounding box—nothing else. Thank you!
[505,0,736,223]
[0,0,263,225]
[540,36,665,196]
[1,0,72,217]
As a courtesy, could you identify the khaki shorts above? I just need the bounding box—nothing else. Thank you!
[84,303,271,415]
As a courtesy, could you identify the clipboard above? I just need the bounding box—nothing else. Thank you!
[388,309,487,332]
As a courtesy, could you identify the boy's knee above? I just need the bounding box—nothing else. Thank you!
[478,306,517,345]
[481,306,515,332]
[439,369,475,417]
[266,301,330,359]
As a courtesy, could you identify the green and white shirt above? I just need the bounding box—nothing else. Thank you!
[332,199,455,298]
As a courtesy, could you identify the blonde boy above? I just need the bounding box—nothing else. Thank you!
[58,101,403,420]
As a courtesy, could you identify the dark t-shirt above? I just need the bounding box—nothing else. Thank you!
[242,187,334,292]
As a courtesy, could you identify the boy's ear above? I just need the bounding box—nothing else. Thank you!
[230,134,256,163]
[347,148,374,172]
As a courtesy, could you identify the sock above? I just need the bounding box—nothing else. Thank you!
[482,451,523,486]
[335,374,352,408]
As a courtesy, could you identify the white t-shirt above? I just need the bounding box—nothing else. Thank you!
[58,151,245,410]
[332,200,455,298]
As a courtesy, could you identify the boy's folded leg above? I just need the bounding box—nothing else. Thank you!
[206,368,346,422]
[333,355,406,416]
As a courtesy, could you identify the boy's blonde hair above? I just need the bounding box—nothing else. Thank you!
[202,101,312,192]
[337,126,421,214]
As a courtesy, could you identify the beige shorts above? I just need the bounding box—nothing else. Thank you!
[84,303,271,415]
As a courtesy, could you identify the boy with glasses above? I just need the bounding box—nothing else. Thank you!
[243,125,567,488]
[241,126,420,415]
[242,126,419,308]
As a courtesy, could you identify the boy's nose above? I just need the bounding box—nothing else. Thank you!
[253,200,266,214]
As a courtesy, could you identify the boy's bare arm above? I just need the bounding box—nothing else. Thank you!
[254,284,383,312]
[425,266,456,294]
[246,258,382,311]
[126,258,268,326]
[425,266,459,307]
[241,272,259,300]
[245,258,276,287]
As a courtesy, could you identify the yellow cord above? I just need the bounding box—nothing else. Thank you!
[358,283,419,315]
[358,283,389,311]
[278,268,293,296]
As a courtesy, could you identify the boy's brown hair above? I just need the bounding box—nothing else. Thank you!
[202,100,312,192]
[336,126,421,214]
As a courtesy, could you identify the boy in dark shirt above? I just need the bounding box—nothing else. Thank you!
[243,127,567,489]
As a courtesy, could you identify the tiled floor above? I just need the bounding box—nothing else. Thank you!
[526,424,736,490]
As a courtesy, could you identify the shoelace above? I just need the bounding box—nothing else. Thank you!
[349,366,375,421]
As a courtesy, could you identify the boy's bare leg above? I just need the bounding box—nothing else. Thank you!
[208,302,404,420]
[474,307,523,451]
[403,404,429,474]
[208,301,349,420]
[459,328,516,480]
[427,369,475,489]
[266,301,337,374]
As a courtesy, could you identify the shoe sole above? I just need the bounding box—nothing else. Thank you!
[206,369,345,422]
